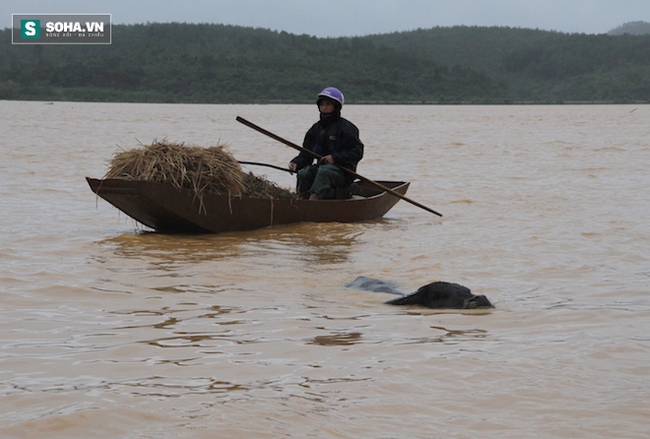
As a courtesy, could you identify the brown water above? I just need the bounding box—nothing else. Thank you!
[1,101,648,438]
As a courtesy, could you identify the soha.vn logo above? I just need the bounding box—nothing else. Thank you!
[13,14,112,45]
[21,19,40,39]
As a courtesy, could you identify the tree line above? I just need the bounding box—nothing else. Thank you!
[1,23,649,103]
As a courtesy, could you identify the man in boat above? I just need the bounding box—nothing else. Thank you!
[288,87,364,200]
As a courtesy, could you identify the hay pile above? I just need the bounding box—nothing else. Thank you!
[104,140,294,200]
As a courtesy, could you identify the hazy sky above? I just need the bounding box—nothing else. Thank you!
[3,0,649,36]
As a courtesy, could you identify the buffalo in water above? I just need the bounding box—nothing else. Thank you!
[345,276,493,310]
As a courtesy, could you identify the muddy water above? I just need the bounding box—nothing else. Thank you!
[1,101,648,438]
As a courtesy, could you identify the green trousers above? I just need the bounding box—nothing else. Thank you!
[297,164,347,198]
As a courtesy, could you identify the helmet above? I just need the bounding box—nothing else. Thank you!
[317,87,344,109]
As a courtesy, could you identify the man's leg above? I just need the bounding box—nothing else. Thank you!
[296,165,318,195]
[309,164,347,199]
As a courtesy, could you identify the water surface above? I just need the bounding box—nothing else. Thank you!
[1,101,648,438]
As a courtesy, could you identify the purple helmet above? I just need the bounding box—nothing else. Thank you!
[317,87,344,109]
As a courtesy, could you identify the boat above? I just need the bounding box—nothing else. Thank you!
[86,177,410,234]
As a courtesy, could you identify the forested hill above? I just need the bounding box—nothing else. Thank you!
[371,27,650,102]
[1,23,649,104]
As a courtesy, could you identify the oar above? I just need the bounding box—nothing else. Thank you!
[238,161,292,173]
[236,116,442,217]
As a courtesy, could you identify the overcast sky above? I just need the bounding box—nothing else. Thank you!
[3,0,649,36]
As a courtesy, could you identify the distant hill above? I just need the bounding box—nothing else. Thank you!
[608,21,650,35]
[0,23,505,104]
[1,23,649,103]
[368,26,650,102]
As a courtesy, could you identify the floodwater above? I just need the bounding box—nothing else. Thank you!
[0,101,648,438]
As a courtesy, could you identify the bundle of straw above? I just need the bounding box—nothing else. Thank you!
[104,139,293,200]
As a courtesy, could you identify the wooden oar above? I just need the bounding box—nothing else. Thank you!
[236,116,443,217]
[238,160,292,173]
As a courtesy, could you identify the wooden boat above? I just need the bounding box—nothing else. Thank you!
[86,177,410,234]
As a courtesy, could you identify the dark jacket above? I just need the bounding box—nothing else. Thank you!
[291,112,364,179]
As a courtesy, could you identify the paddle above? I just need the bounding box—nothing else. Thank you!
[236,116,443,217]
[238,161,292,173]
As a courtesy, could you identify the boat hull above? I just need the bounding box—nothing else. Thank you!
[86,178,409,234]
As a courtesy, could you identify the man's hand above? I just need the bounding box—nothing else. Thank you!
[319,155,335,164]
[288,162,298,174]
